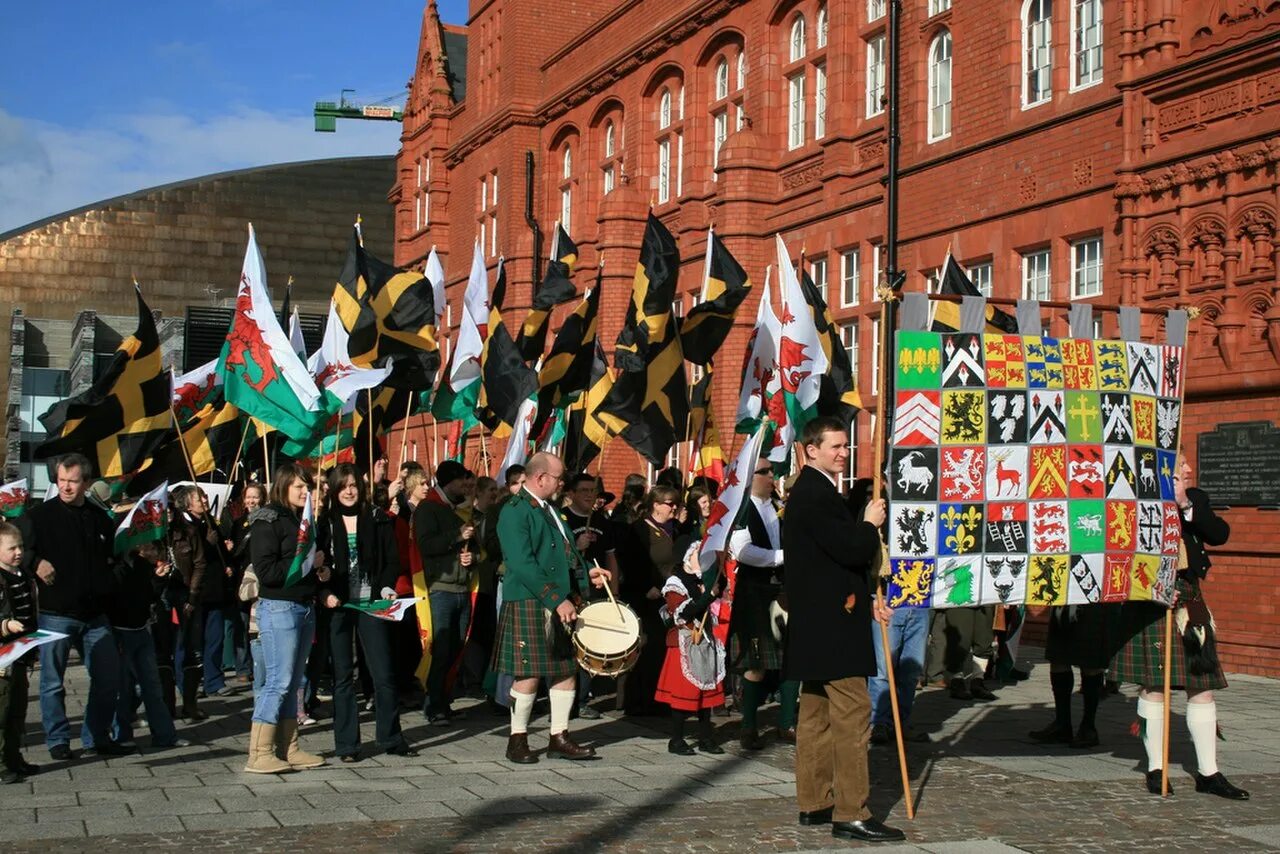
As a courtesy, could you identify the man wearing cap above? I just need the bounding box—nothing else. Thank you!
[414,460,478,725]
[493,453,611,763]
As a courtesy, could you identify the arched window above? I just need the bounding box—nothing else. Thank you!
[816,4,828,49]
[1071,0,1103,89]
[715,58,729,100]
[928,30,952,141]
[562,145,572,180]
[736,52,746,90]
[604,121,616,158]
[599,114,623,196]
[560,144,573,230]
[1023,0,1053,107]
[790,15,806,62]
[655,81,684,204]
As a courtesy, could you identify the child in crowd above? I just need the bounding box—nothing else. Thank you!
[655,543,727,756]
[0,522,38,783]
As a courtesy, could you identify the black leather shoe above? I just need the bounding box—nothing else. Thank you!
[1029,722,1072,744]
[948,678,972,700]
[16,759,39,775]
[797,806,833,826]
[696,739,724,755]
[968,680,997,701]
[1195,771,1249,800]
[505,734,539,764]
[1070,726,1100,749]
[48,744,73,762]
[667,738,696,756]
[1145,769,1173,795]
[385,743,419,758]
[740,730,765,751]
[831,819,906,842]
[869,723,892,746]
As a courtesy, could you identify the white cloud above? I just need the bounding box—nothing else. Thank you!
[0,106,402,235]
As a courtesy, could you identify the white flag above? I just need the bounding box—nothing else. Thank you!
[698,423,769,571]
[308,301,392,411]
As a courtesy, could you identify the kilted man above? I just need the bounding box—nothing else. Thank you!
[783,417,905,844]
[491,453,610,764]
[1111,456,1248,799]
[727,459,798,750]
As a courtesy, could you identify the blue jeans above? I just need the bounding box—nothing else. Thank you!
[252,599,315,725]
[202,606,226,693]
[424,590,471,716]
[251,637,265,693]
[38,613,120,751]
[869,607,929,727]
[112,627,179,746]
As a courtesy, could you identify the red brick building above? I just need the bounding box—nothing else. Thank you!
[391,0,1280,674]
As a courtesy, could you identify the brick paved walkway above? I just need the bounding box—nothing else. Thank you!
[2,649,1276,852]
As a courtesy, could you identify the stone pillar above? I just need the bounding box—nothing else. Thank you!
[69,311,98,396]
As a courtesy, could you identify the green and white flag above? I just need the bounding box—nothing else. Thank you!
[0,478,29,519]
[341,597,419,622]
[431,240,486,429]
[775,234,829,457]
[114,480,169,555]
[734,269,781,435]
[285,491,317,587]
[220,225,323,442]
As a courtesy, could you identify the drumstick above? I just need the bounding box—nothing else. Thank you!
[577,620,632,634]
[594,560,625,624]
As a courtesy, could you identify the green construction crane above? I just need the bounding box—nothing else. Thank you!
[314,89,405,132]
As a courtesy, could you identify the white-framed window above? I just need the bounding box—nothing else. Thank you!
[604,121,616,158]
[868,0,886,22]
[1092,315,1104,338]
[1023,0,1053,107]
[1071,0,1103,89]
[929,0,951,14]
[871,317,881,388]
[737,52,747,89]
[676,131,684,197]
[561,188,572,228]
[559,145,573,231]
[1022,248,1052,300]
[491,171,498,206]
[810,256,828,303]
[659,88,673,129]
[713,110,728,171]
[968,261,993,296]
[841,247,861,306]
[601,117,621,197]
[788,73,806,150]
[562,145,572,180]
[715,58,730,100]
[490,212,498,257]
[790,15,806,62]
[817,4,829,48]
[924,269,940,293]
[1071,235,1103,298]
[603,165,615,195]
[815,63,828,138]
[866,35,886,118]
[872,243,883,298]
[928,30,952,142]
[657,138,671,204]
[841,322,858,384]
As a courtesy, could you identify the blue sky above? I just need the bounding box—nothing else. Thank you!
[0,0,469,234]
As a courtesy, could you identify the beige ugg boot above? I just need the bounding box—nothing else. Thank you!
[244,722,294,774]
[277,718,327,769]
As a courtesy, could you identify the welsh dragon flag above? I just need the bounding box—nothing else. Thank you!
[697,422,769,572]
[220,225,323,442]
[776,235,828,446]
[431,241,487,429]
[735,269,794,466]
[285,491,317,587]
[0,479,29,519]
[114,480,169,555]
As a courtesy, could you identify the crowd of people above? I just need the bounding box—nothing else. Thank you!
[0,420,1250,842]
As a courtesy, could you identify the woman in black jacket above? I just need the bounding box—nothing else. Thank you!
[245,464,328,775]
[317,463,414,761]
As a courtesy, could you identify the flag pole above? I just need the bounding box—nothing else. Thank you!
[398,392,414,469]
[169,406,200,485]
[478,424,491,477]
[366,388,375,475]
[1161,608,1173,797]
[263,436,272,488]
[227,420,253,486]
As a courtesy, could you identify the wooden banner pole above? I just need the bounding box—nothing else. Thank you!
[1161,608,1174,797]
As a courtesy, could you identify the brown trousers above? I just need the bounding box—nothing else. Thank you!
[795,676,872,822]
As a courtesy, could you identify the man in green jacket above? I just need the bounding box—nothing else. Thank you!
[493,452,610,763]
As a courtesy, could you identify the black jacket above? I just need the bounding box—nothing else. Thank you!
[250,503,318,604]
[316,508,401,605]
[109,551,167,630]
[18,497,117,620]
[412,495,470,592]
[1180,487,1229,582]
[782,466,883,681]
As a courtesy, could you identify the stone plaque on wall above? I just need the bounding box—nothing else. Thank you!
[1197,421,1280,506]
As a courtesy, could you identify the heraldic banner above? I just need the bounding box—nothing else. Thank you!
[886,329,1187,610]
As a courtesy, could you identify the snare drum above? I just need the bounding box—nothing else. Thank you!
[572,600,642,677]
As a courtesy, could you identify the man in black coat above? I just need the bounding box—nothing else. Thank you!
[782,417,904,844]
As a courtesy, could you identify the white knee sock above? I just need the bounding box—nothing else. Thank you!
[970,655,990,679]
[549,687,575,735]
[1186,701,1219,776]
[509,689,535,736]
[1137,696,1164,772]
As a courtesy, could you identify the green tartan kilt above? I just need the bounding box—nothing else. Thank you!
[728,577,784,674]
[490,599,578,682]
[1111,579,1227,692]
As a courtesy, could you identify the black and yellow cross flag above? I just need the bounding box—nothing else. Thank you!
[681,230,751,365]
[798,267,863,425]
[37,286,172,478]
[931,252,1018,334]
[563,340,614,474]
[597,214,688,464]
[532,266,602,440]
[128,399,245,497]
[477,259,539,438]
[516,223,579,361]
[334,227,440,388]
[354,386,413,471]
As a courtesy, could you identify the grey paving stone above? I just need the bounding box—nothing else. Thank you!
[388,786,479,804]
[180,810,280,832]
[0,808,36,824]
[302,790,398,809]
[1224,824,1280,846]
[84,816,185,836]
[602,788,705,807]
[1,793,78,808]
[694,785,788,802]
[462,782,556,800]
[447,797,543,816]
[129,798,227,817]
[0,821,85,841]
[270,807,370,827]
[36,803,131,822]
[358,801,460,820]
[215,794,313,813]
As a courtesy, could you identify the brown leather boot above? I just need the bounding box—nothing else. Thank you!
[505,733,538,764]
[547,731,596,760]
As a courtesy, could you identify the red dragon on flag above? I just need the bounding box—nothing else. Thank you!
[225,276,280,394]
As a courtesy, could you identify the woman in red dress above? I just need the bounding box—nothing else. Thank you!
[655,545,726,755]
